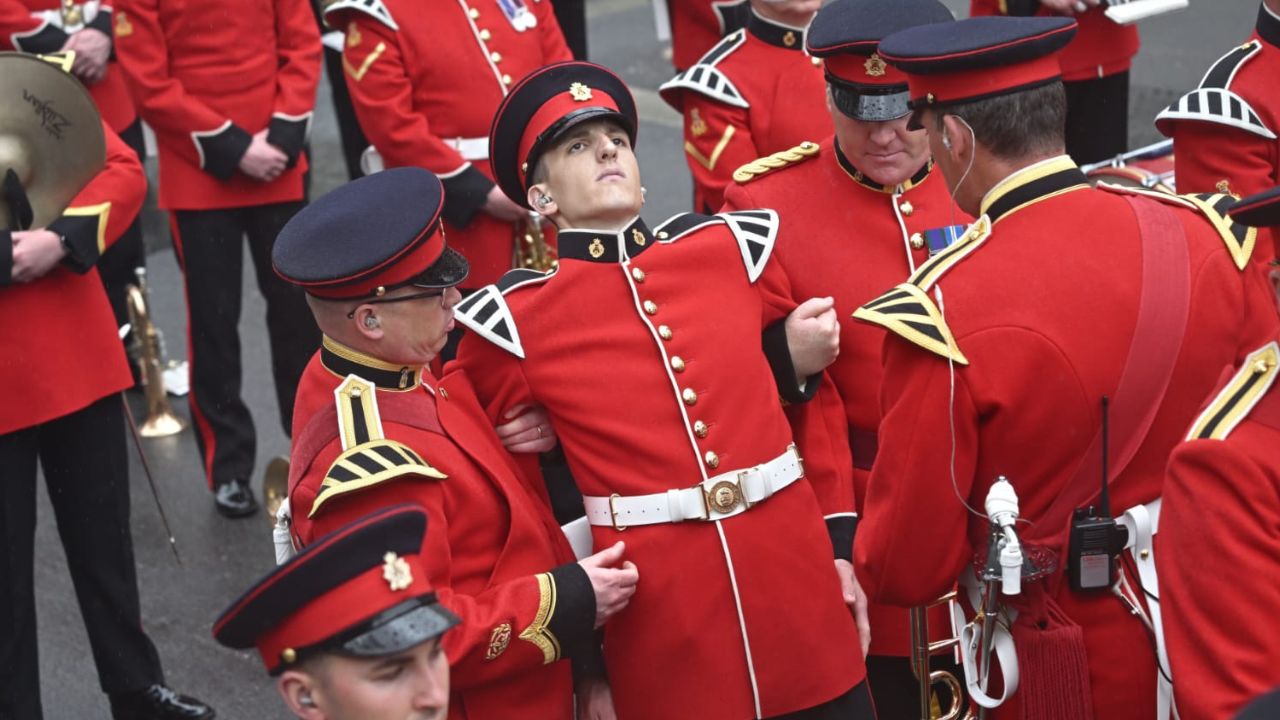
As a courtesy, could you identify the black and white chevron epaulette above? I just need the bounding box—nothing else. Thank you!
[1156,41,1276,140]
[851,216,993,365]
[1185,342,1279,441]
[652,209,779,283]
[453,268,555,358]
[1097,184,1258,270]
[322,0,398,30]
[311,375,447,517]
[658,30,749,109]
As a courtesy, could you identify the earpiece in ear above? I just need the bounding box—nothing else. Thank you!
[942,133,952,150]
[364,315,379,329]
[537,195,553,208]
[299,694,315,707]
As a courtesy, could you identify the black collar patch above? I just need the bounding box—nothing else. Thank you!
[1258,3,1280,48]
[835,141,932,193]
[321,336,423,391]
[558,217,656,263]
[747,10,807,50]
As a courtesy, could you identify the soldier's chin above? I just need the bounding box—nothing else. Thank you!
[591,187,643,216]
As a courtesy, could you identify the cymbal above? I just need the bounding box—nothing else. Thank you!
[0,51,105,230]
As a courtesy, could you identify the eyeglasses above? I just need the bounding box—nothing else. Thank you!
[347,289,447,319]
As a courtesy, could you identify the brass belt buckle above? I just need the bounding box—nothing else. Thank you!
[703,472,748,517]
[608,493,627,531]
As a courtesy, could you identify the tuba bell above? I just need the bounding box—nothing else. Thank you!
[261,455,290,526]
[125,268,187,437]
[513,211,558,272]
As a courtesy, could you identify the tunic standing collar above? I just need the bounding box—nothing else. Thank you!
[834,141,933,194]
[320,335,424,391]
[747,9,809,50]
[979,155,1089,224]
[557,216,657,263]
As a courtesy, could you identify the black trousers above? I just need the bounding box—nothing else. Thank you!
[170,202,319,488]
[770,680,877,719]
[1063,71,1130,166]
[0,394,163,720]
[323,46,369,182]
[97,119,149,334]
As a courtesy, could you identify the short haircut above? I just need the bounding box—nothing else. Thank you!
[933,81,1067,161]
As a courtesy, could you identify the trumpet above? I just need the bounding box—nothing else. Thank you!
[125,268,187,437]
[514,211,558,272]
[910,593,973,720]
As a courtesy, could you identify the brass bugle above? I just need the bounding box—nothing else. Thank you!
[262,455,290,526]
[125,268,186,437]
[514,212,558,272]
[910,591,973,720]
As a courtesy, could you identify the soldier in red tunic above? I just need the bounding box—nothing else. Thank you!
[663,0,749,71]
[453,61,872,720]
[215,506,460,720]
[114,0,323,517]
[970,0,1141,164]
[855,16,1279,719]
[323,0,573,293]
[660,0,829,213]
[0,0,148,352]
[0,56,211,720]
[1158,186,1280,720]
[721,0,968,715]
[272,166,638,719]
[1156,0,1280,262]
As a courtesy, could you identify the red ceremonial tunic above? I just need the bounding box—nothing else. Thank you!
[113,0,320,210]
[1159,340,1280,720]
[0,0,136,132]
[969,0,1139,81]
[853,156,1279,720]
[722,138,971,657]
[452,215,864,720]
[665,0,747,71]
[324,0,572,289]
[660,9,830,213]
[1158,4,1280,262]
[286,339,592,720]
[0,124,144,435]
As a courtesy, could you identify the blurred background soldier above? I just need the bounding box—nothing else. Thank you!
[273,167,637,718]
[1156,0,1280,262]
[322,0,573,323]
[1158,186,1280,720]
[0,0,148,364]
[115,0,323,518]
[214,505,458,720]
[722,1,967,715]
[0,53,211,720]
[970,0,1141,164]
[662,0,748,71]
[855,15,1279,719]
[660,0,828,213]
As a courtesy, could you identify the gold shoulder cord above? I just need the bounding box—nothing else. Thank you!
[731,141,820,183]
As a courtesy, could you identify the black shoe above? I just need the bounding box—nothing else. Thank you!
[214,478,258,518]
[109,685,215,720]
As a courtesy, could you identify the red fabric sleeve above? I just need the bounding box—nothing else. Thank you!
[681,94,759,212]
[1160,438,1280,720]
[48,123,146,270]
[113,0,237,166]
[336,15,470,175]
[270,0,322,118]
[856,333,979,607]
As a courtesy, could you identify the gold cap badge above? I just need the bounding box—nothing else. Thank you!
[569,82,593,102]
[864,54,887,77]
[382,552,412,591]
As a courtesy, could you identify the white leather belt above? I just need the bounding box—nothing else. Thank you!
[359,136,488,176]
[582,445,803,528]
[1117,498,1173,720]
[444,136,490,161]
